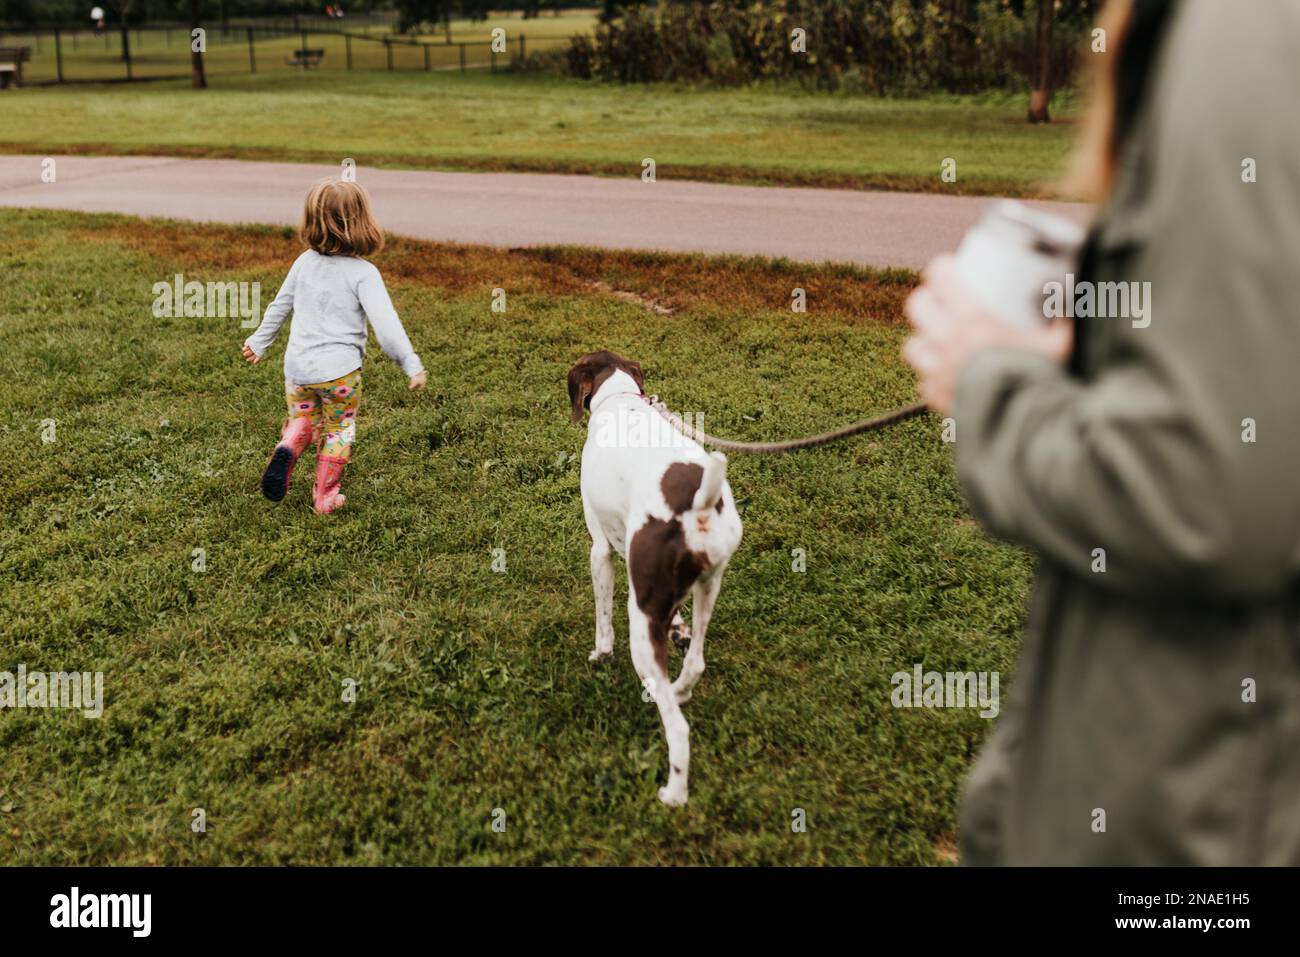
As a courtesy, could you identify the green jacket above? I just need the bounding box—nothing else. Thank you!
[956,0,1300,865]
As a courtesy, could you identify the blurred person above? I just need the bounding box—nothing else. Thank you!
[904,0,1300,864]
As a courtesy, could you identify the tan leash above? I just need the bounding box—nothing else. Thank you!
[645,396,930,454]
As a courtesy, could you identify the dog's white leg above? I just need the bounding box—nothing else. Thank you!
[628,596,689,806]
[588,536,615,661]
[674,571,722,704]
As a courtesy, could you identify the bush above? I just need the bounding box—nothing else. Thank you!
[565,34,595,78]
[561,0,1094,95]
[517,46,572,75]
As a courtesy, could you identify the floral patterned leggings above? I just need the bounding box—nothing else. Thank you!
[285,369,361,460]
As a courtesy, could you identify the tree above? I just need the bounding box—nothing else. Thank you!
[189,0,206,89]
[0,0,38,28]
[1027,0,1054,122]
[393,0,455,35]
[108,0,131,63]
[600,0,623,24]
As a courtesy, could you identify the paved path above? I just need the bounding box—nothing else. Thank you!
[0,154,1091,270]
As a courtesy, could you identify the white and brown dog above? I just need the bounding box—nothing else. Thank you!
[567,351,742,806]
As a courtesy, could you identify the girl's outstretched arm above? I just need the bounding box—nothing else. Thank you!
[357,266,424,379]
[243,256,303,360]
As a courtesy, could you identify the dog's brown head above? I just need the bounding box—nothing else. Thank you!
[567,351,645,423]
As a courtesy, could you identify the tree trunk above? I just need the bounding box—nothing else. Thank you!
[1027,0,1054,123]
[190,0,207,89]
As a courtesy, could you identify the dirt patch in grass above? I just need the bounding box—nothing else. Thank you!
[70,216,917,323]
[933,830,961,865]
[585,280,675,316]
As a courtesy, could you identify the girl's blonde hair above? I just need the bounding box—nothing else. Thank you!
[301,179,385,257]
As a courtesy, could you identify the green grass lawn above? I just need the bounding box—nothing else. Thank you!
[0,70,1078,197]
[0,209,1031,865]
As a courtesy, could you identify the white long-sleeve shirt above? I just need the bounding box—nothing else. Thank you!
[244,250,424,385]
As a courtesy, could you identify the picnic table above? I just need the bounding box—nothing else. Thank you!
[0,46,32,88]
[286,48,325,69]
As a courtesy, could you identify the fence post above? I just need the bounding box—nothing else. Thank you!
[301,29,308,56]
[346,34,352,70]
[247,27,255,73]
[519,34,526,66]
[423,43,430,72]
[459,43,465,73]
[385,39,393,71]
[55,28,64,83]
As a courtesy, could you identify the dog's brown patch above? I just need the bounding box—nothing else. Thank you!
[660,462,704,514]
[566,350,645,423]
[629,517,710,674]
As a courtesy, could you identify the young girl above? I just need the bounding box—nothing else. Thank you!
[242,179,426,514]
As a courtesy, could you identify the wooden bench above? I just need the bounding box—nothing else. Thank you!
[285,48,325,69]
[0,46,32,89]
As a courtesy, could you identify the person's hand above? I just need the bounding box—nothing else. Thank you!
[408,370,427,390]
[242,344,261,364]
[902,255,1072,416]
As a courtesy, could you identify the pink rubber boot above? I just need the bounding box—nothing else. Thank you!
[313,455,348,515]
[261,417,316,502]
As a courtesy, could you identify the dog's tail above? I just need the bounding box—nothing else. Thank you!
[691,452,727,512]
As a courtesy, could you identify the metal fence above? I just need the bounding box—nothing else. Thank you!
[0,21,564,85]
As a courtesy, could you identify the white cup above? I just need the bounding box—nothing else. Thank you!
[954,200,1085,331]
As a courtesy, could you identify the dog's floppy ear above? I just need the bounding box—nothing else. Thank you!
[567,360,594,424]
